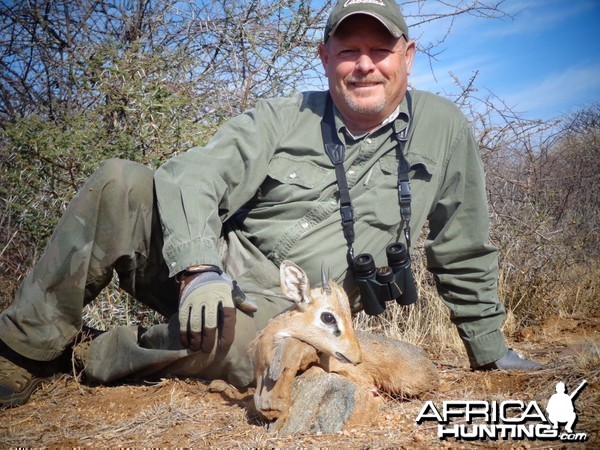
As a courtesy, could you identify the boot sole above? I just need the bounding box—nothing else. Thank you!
[0,375,58,408]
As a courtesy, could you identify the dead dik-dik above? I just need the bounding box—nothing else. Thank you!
[250,260,439,432]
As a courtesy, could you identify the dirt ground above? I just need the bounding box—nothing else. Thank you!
[1,315,598,449]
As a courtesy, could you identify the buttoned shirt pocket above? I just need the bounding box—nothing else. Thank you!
[371,152,437,227]
[261,154,330,203]
[379,151,437,181]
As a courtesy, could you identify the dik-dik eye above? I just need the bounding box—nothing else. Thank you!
[321,312,337,325]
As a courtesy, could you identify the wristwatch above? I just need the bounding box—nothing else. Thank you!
[177,264,222,283]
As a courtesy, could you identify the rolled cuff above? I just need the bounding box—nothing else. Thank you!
[461,328,508,367]
[163,238,222,277]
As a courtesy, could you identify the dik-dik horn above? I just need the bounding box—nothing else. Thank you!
[252,260,361,373]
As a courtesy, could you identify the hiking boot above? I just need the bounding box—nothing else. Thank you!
[71,326,106,377]
[0,346,58,408]
[475,349,542,371]
[72,334,92,374]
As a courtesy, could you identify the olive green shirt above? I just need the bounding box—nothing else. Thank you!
[154,90,506,365]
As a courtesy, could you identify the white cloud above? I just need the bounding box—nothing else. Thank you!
[475,0,599,39]
[406,0,600,119]
[502,62,600,118]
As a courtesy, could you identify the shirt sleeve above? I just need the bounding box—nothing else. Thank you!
[154,99,287,277]
[424,120,504,333]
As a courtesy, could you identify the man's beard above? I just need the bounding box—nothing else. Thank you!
[342,87,386,115]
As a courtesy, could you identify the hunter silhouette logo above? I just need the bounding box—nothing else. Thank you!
[416,379,589,442]
[546,380,587,434]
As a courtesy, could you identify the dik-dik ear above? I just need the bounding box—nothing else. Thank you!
[280,260,311,310]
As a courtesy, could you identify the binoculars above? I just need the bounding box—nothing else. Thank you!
[353,242,418,316]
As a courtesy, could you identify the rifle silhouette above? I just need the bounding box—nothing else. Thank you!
[569,379,587,401]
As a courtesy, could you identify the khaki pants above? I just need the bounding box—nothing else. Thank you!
[0,159,291,387]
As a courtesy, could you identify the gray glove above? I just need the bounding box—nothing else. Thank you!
[178,271,236,353]
[178,270,257,353]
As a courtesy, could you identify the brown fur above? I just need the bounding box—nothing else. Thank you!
[322,331,439,397]
[250,260,439,431]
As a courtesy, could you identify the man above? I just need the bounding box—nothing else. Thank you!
[0,0,541,408]
[546,382,577,433]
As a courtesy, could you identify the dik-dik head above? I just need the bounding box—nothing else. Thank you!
[278,260,362,365]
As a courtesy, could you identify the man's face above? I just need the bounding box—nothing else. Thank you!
[319,15,415,132]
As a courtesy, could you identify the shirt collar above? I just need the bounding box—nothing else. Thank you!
[333,92,411,140]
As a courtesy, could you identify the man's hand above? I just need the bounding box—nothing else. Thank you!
[178,271,236,353]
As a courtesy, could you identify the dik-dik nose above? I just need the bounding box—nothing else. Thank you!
[335,340,362,365]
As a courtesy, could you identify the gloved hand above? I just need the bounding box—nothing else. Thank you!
[178,271,237,353]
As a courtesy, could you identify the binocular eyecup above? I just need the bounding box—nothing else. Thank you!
[353,242,418,316]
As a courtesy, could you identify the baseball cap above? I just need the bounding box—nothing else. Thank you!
[324,0,409,43]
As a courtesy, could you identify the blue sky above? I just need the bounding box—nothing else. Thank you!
[404,0,600,120]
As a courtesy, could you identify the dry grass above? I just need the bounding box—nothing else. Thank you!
[353,248,483,360]
[3,252,598,448]
[82,275,165,331]
[2,231,599,448]
[1,315,597,448]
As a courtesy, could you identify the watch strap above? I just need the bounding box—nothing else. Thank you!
[177,264,222,283]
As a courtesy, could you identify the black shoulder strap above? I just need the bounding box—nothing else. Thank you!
[396,91,413,249]
[321,92,413,264]
[321,96,355,264]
